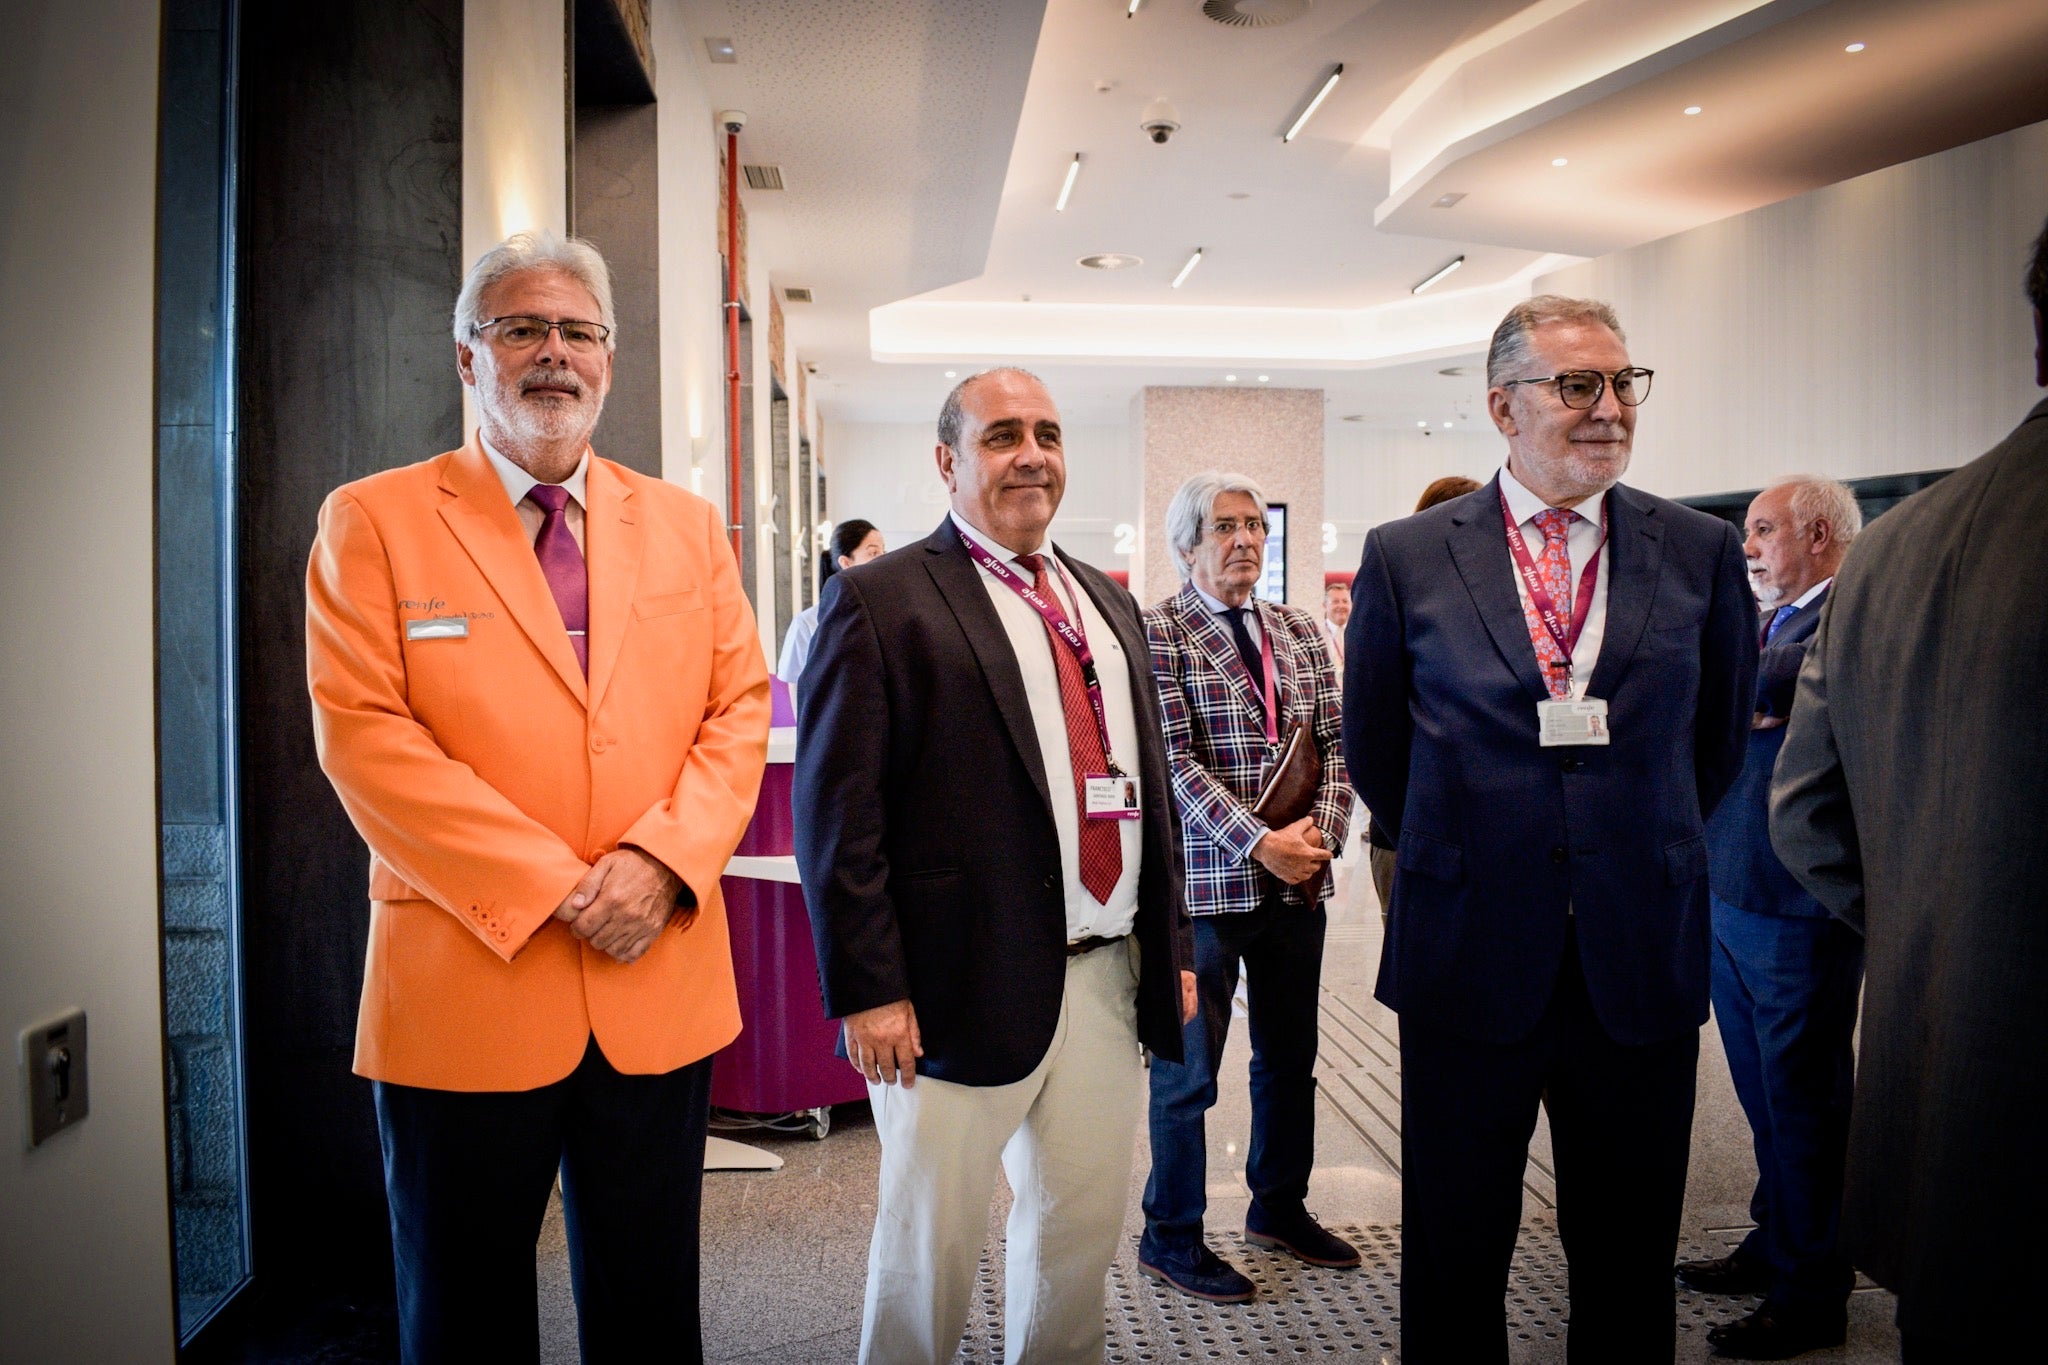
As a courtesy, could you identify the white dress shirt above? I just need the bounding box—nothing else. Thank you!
[482,434,590,552]
[1190,583,1265,651]
[1499,463,1611,700]
[952,512,1142,942]
[778,604,821,684]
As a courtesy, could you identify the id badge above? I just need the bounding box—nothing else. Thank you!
[406,615,470,641]
[1083,773,1141,820]
[1537,697,1611,747]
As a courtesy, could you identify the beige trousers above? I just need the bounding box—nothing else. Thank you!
[858,939,1144,1365]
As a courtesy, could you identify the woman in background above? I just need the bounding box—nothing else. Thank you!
[777,518,884,714]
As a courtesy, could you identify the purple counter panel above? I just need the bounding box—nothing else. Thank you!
[712,871,866,1113]
[733,763,794,856]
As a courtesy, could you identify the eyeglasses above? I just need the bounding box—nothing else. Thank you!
[1208,518,1269,539]
[1498,367,1653,410]
[474,315,613,352]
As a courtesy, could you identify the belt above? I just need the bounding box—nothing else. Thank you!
[1065,933,1129,958]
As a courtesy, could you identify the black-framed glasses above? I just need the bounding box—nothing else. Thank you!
[1499,367,1653,410]
[474,315,613,352]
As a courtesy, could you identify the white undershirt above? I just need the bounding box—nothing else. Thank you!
[952,512,1142,942]
[1499,463,1611,700]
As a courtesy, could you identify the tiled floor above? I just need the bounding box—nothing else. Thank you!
[537,851,1900,1362]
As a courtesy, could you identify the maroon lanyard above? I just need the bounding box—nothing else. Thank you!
[1500,489,1607,671]
[959,529,1122,771]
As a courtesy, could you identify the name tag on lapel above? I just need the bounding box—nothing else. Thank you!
[405,616,470,641]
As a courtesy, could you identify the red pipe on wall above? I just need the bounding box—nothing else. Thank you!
[723,126,744,562]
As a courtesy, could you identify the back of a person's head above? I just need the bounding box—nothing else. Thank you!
[1415,476,1482,513]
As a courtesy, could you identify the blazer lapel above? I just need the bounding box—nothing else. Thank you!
[438,437,588,705]
[923,519,1054,820]
[1448,477,1551,703]
[1585,485,1664,700]
[1177,584,1269,722]
[582,456,643,715]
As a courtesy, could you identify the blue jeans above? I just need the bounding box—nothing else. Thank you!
[1141,897,1327,1254]
[1709,895,1864,1315]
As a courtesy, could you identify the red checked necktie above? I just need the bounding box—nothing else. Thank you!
[1016,554,1122,905]
[1525,507,1577,700]
[526,484,589,674]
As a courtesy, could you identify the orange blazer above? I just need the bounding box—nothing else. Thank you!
[306,435,769,1091]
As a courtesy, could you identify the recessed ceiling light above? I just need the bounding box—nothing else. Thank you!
[1172,247,1204,289]
[1432,192,1466,208]
[1684,105,1702,116]
[1283,64,1343,143]
[1441,421,1453,428]
[1257,375,1270,382]
[1552,157,1569,167]
[1078,253,1143,270]
[944,370,957,378]
[1055,153,1082,212]
[1225,374,1238,382]
[705,37,737,63]
[1845,41,1866,53]
[1416,420,1428,428]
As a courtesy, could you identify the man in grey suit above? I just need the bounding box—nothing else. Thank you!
[1683,476,1863,1361]
[1771,217,2048,1361]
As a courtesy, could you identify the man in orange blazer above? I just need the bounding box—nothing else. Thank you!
[306,231,769,1365]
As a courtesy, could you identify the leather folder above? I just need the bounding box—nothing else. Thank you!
[1251,721,1328,903]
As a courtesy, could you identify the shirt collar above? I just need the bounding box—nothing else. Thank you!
[482,432,590,512]
[1498,463,1609,528]
[950,510,1047,567]
[1189,583,1252,618]
[1788,576,1833,611]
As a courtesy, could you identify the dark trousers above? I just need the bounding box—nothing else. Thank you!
[1709,895,1864,1317]
[1399,924,1699,1364]
[1141,897,1327,1253]
[374,1036,713,1365]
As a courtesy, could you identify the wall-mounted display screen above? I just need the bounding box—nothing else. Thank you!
[1260,502,1287,603]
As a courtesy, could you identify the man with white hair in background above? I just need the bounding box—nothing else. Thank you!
[1682,476,1863,1361]
[307,231,768,1363]
[1138,473,1354,1303]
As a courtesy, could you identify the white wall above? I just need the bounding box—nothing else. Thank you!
[1540,119,2048,498]
[0,1,175,1360]
[652,1,727,501]
[1324,424,1500,572]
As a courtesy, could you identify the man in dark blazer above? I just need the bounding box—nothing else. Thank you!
[1344,296,1756,1363]
[1770,219,2048,1362]
[794,368,1195,1365]
[1683,475,1863,1360]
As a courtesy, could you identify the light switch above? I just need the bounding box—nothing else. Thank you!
[21,1009,88,1148]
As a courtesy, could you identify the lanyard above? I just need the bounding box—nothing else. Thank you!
[1500,489,1607,678]
[959,529,1124,773]
[1242,607,1281,746]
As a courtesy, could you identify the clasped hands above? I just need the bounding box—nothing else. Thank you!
[553,845,682,964]
[1253,816,1333,885]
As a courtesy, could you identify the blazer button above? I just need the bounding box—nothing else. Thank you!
[1550,846,1568,864]
[1561,756,1582,773]
[1043,874,1058,890]
[590,735,608,753]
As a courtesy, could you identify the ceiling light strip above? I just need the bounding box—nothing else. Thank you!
[1055,154,1081,212]
[1283,63,1343,143]
[1128,0,1142,15]
[1410,255,1465,294]
[1172,247,1204,289]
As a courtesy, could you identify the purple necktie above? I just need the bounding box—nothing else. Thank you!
[526,484,588,674]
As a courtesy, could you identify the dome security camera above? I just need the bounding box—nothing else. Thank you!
[1140,97,1180,145]
[718,110,747,134]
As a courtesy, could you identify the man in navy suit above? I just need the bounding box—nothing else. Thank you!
[794,369,1195,1364]
[1682,476,1863,1360]
[1344,296,1756,1363]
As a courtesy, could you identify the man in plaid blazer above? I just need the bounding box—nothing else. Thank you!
[1137,471,1356,1303]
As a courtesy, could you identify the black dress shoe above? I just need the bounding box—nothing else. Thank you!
[1676,1251,1772,1295]
[1707,1307,1847,1360]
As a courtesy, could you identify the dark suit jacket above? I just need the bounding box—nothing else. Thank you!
[1771,395,2048,1325]
[1343,476,1756,1047]
[793,516,1193,1087]
[1705,587,1830,919]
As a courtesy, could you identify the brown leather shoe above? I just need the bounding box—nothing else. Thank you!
[1676,1251,1771,1295]
[1706,1306,1847,1359]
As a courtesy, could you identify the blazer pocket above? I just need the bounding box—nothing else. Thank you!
[894,866,960,885]
[634,588,703,620]
[1664,834,1708,886]
[1396,829,1464,884]
[368,861,423,902]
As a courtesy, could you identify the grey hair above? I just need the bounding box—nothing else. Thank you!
[1486,294,1627,386]
[452,231,618,350]
[1762,474,1863,548]
[1166,471,1269,581]
[937,367,1045,448]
